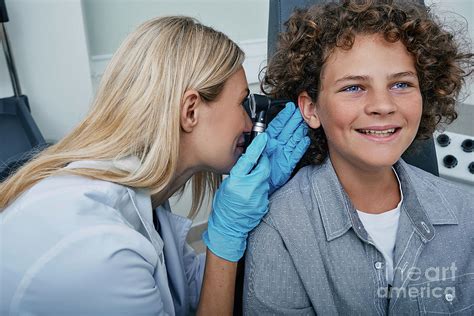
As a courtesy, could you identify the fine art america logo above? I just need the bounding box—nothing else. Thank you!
[378,263,457,299]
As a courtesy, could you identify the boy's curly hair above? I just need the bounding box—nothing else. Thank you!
[262,0,473,165]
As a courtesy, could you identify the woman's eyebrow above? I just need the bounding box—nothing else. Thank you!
[241,88,250,103]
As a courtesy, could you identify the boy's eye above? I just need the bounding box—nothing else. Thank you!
[341,85,363,93]
[392,82,410,89]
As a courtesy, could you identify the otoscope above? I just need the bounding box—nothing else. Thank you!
[242,94,292,149]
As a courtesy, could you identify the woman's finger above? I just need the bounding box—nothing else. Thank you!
[231,133,268,176]
[265,102,295,138]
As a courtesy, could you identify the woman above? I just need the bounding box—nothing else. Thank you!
[0,16,309,315]
[244,0,473,314]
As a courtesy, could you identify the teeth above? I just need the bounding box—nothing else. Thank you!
[358,128,396,135]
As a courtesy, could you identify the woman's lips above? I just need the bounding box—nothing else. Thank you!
[235,140,246,154]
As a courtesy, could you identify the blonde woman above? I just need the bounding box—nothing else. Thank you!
[0,17,309,315]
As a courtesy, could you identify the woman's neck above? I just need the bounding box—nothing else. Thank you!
[150,137,205,209]
[150,161,201,209]
[330,156,401,214]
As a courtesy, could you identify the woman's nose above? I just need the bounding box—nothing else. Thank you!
[243,109,253,133]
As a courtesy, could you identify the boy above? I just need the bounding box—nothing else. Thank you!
[244,0,473,314]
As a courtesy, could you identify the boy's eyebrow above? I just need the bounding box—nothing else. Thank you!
[334,71,417,85]
[388,71,417,80]
[334,75,369,85]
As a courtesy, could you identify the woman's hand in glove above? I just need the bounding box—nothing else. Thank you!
[202,133,270,262]
[265,102,310,195]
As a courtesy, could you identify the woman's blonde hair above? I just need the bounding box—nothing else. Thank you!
[0,16,245,217]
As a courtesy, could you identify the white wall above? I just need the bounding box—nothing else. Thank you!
[82,0,269,56]
[425,0,474,105]
[0,0,93,143]
[83,0,269,93]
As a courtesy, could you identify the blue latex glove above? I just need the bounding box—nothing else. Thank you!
[265,102,310,195]
[202,133,270,262]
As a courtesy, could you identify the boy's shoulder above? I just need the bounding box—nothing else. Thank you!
[401,161,473,222]
[404,161,472,199]
[266,165,323,224]
[270,165,318,201]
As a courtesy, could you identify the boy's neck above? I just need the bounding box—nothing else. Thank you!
[329,156,401,214]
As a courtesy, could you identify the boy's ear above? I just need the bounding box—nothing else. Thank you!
[180,90,201,132]
[298,91,321,129]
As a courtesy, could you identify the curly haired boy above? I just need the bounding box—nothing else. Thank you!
[244,0,474,314]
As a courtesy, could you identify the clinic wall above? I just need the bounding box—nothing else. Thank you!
[83,0,269,91]
[82,0,269,56]
[0,0,94,143]
[425,0,474,105]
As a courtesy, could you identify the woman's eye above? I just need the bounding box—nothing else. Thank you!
[392,82,410,89]
[342,85,362,93]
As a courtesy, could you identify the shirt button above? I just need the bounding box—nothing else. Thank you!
[445,293,455,302]
[374,262,384,270]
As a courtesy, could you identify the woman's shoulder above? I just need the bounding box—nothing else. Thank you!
[2,223,160,315]
[5,173,133,224]
[24,172,128,206]
[2,173,157,276]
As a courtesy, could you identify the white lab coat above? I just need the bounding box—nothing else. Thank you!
[0,158,206,315]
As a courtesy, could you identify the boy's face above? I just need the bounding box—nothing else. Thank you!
[302,34,422,172]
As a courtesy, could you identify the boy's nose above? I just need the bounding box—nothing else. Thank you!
[365,90,397,116]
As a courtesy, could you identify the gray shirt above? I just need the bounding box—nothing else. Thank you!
[244,158,474,315]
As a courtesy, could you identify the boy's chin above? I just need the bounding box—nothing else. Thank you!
[362,155,402,170]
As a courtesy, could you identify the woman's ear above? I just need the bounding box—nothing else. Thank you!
[180,90,201,132]
[298,91,321,129]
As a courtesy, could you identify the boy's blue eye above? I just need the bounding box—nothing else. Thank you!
[342,85,362,92]
[392,82,409,89]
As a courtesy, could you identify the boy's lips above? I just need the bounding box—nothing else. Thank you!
[355,125,402,142]
[356,124,401,131]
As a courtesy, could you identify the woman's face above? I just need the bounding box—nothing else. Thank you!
[305,34,422,172]
[197,67,253,173]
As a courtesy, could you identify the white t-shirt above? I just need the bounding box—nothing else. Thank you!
[356,169,403,285]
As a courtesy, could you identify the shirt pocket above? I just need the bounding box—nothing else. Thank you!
[416,273,474,315]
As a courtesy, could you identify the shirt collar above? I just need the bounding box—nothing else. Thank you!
[309,158,458,244]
